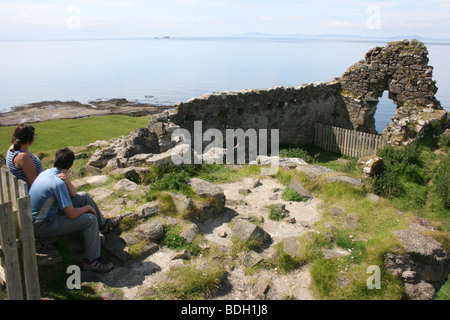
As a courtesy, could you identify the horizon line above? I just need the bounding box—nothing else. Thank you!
[1,33,450,44]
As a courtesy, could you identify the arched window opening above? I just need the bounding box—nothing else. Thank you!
[375,90,397,134]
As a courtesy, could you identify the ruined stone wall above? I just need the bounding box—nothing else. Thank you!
[339,39,446,144]
[172,81,352,147]
[163,39,447,148]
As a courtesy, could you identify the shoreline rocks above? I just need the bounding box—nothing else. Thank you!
[0,99,170,127]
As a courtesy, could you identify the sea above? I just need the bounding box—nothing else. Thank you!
[0,37,449,133]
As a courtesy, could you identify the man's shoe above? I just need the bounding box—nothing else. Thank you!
[83,258,113,273]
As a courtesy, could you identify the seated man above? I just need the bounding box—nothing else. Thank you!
[30,148,119,273]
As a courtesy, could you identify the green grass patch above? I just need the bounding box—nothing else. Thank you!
[147,168,195,201]
[270,243,304,273]
[230,235,264,255]
[281,187,308,202]
[149,263,226,300]
[267,206,287,221]
[437,278,450,300]
[164,225,201,256]
[0,115,151,167]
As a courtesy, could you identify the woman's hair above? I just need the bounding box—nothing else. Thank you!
[11,123,36,151]
[54,148,75,170]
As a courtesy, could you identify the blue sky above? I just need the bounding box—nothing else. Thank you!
[0,0,449,40]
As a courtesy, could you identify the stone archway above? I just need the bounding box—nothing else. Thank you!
[338,39,445,145]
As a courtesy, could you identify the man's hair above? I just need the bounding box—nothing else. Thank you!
[54,148,75,170]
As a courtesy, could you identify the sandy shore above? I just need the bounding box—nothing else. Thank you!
[0,99,172,126]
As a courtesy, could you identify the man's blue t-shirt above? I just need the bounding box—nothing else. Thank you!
[29,167,73,223]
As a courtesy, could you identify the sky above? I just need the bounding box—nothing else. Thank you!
[0,0,449,40]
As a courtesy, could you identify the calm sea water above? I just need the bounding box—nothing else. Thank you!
[0,37,449,133]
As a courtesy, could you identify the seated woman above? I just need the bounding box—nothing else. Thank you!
[6,123,44,190]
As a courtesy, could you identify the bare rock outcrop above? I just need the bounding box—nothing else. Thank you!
[384,229,450,300]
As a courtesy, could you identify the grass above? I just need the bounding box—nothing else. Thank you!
[148,263,226,300]
[3,114,448,300]
[0,115,151,168]
[275,134,450,300]
[268,206,287,221]
[281,187,308,202]
[164,225,202,256]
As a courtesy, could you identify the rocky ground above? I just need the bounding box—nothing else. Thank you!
[0,99,169,126]
[35,157,384,301]
[45,174,324,300]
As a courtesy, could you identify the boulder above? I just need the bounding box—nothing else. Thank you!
[322,247,351,259]
[288,178,313,199]
[145,149,176,166]
[103,233,132,263]
[279,158,308,169]
[134,220,165,241]
[384,230,450,300]
[77,164,102,177]
[165,192,194,214]
[296,164,335,179]
[366,193,380,202]
[136,201,160,219]
[89,187,114,202]
[195,201,220,221]
[82,175,108,186]
[325,175,363,187]
[87,127,160,169]
[239,251,264,267]
[71,179,89,189]
[88,147,117,168]
[242,177,262,189]
[231,219,271,245]
[252,279,271,300]
[180,223,199,243]
[189,178,226,209]
[109,167,150,183]
[357,155,383,178]
[282,237,300,256]
[114,179,138,191]
[196,147,227,164]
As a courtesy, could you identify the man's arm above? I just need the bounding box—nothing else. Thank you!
[63,205,96,220]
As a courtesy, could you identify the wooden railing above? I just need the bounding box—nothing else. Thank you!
[0,167,40,300]
[315,123,386,158]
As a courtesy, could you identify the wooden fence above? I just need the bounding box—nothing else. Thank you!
[0,167,40,300]
[314,123,386,158]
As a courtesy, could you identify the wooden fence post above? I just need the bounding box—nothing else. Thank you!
[0,168,40,300]
[0,202,24,300]
[17,195,40,300]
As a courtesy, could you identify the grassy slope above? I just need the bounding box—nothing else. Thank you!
[1,115,448,300]
[0,115,151,167]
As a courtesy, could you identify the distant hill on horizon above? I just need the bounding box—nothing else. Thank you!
[234,32,450,43]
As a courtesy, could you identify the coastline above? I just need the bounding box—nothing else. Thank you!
[0,98,172,127]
